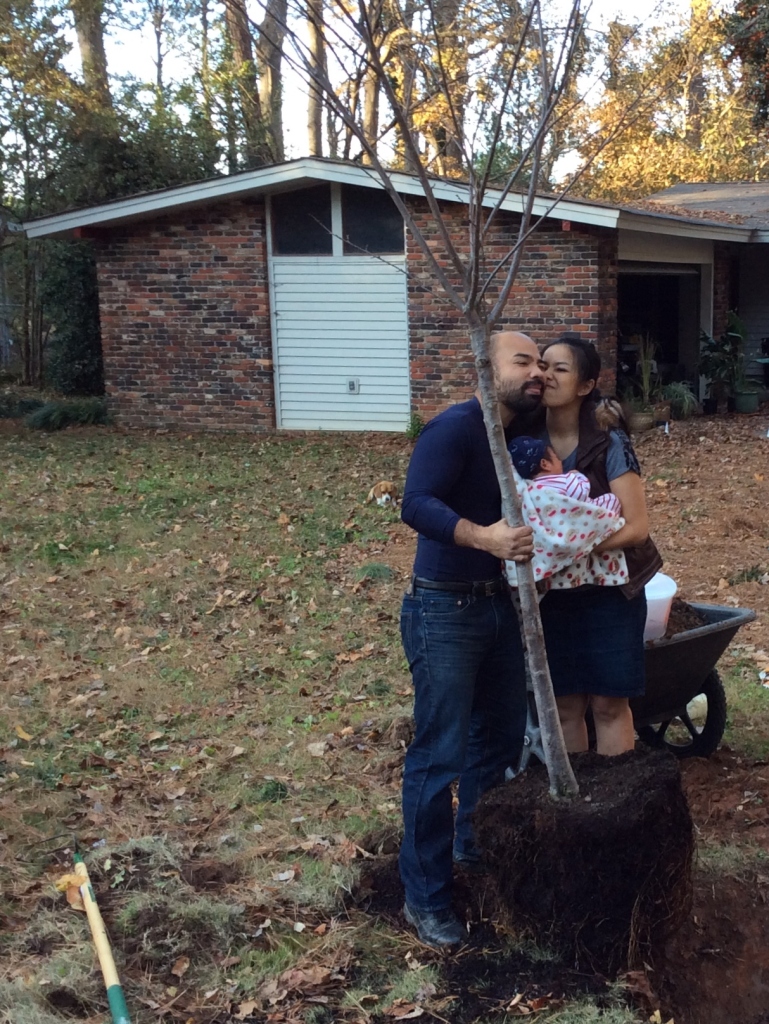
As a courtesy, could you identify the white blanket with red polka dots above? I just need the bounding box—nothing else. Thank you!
[505,469,629,591]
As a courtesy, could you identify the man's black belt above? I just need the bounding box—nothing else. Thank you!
[412,576,506,597]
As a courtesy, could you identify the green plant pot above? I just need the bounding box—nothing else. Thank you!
[734,391,760,414]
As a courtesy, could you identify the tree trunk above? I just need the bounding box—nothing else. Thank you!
[151,0,165,95]
[306,0,325,156]
[69,0,113,109]
[200,0,212,124]
[224,0,270,166]
[362,66,379,159]
[469,322,579,800]
[256,0,287,162]
[392,0,419,175]
[432,0,466,174]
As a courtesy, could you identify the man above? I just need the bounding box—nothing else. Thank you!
[399,331,545,948]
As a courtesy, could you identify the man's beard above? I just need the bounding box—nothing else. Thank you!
[497,377,543,415]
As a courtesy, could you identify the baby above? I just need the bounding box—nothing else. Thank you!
[508,436,621,516]
[505,435,628,591]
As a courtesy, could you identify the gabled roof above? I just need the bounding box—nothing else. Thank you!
[647,182,769,235]
[22,156,757,243]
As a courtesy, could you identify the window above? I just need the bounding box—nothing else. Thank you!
[272,185,332,255]
[342,185,404,254]
[270,183,405,256]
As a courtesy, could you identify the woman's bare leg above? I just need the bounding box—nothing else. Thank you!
[590,695,636,755]
[556,694,590,752]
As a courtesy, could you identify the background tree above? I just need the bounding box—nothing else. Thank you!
[725,0,769,126]
[573,2,769,202]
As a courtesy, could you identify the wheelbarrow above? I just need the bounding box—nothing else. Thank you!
[632,602,755,757]
[515,603,756,772]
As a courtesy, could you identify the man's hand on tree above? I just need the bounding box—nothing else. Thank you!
[454,519,534,561]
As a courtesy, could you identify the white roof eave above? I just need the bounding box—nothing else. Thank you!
[616,209,752,243]
[22,155,756,241]
[23,157,622,238]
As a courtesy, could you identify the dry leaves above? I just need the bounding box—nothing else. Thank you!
[383,1001,424,1019]
[170,955,190,978]
[54,873,85,912]
[505,993,564,1016]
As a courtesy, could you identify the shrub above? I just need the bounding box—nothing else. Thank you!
[25,398,108,431]
[405,413,424,440]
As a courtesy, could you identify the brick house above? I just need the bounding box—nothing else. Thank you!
[23,158,766,432]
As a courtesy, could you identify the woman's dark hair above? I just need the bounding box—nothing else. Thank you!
[542,333,630,435]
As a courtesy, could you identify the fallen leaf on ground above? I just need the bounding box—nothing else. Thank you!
[171,955,190,978]
[384,1002,424,1019]
[233,999,259,1019]
[55,874,85,912]
[14,725,33,742]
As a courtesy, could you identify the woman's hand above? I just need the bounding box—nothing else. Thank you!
[593,471,650,552]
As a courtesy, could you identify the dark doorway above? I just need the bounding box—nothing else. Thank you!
[617,267,700,386]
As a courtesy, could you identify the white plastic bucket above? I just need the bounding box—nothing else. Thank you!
[643,572,678,641]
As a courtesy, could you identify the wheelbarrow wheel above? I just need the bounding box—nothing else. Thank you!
[636,669,727,758]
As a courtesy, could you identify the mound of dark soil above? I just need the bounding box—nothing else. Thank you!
[475,748,693,975]
[665,598,708,638]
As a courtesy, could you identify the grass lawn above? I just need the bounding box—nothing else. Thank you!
[1,419,768,1024]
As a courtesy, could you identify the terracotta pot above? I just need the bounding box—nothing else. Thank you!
[629,410,655,432]
[653,402,671,423]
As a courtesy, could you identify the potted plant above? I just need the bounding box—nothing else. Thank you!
[659,381,699,420]
[698,326,741,413]
[733,371,762,414]
[627,333,658,431]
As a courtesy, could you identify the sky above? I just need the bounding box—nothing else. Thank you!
[86,0,703,160]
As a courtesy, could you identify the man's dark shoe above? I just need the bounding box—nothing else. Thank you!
[403,903,465,947]
[452,853,488,876]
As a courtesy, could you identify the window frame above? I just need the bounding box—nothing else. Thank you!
[267,182,404,259]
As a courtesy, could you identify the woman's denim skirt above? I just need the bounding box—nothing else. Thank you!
[539,585,647,698]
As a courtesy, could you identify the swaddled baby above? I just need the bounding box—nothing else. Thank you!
[505,436,628,591]
[508,436,622,516]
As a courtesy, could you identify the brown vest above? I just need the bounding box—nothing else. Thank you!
[575,426,663,600]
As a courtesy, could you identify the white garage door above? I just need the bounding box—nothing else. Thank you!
[271,255,410,431]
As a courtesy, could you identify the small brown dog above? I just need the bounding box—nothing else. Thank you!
[366,480,400,507]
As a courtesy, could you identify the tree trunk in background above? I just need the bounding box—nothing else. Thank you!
[362,66,379,160]
[361,0,384,163]
[431,0,465,174]
[392,0,418,173]
[150,0,165,94]
[69,0,113,109]
[200,0,212,123]
[306,0,325,156]
[224,0,270,166]
[256,0,287,162]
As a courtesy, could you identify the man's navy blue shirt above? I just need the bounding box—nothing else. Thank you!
[401,397,514,581]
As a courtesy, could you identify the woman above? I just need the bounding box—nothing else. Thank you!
[537,335,662,756]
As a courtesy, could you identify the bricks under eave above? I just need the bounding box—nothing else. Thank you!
[405,198,619,415]
[94,198,274,432]
[92,192,619,432]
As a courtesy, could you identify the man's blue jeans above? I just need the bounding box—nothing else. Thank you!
[399,586,527,912]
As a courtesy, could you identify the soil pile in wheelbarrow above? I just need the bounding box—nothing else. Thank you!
[474,748,693,976]
[664,598,708,638]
